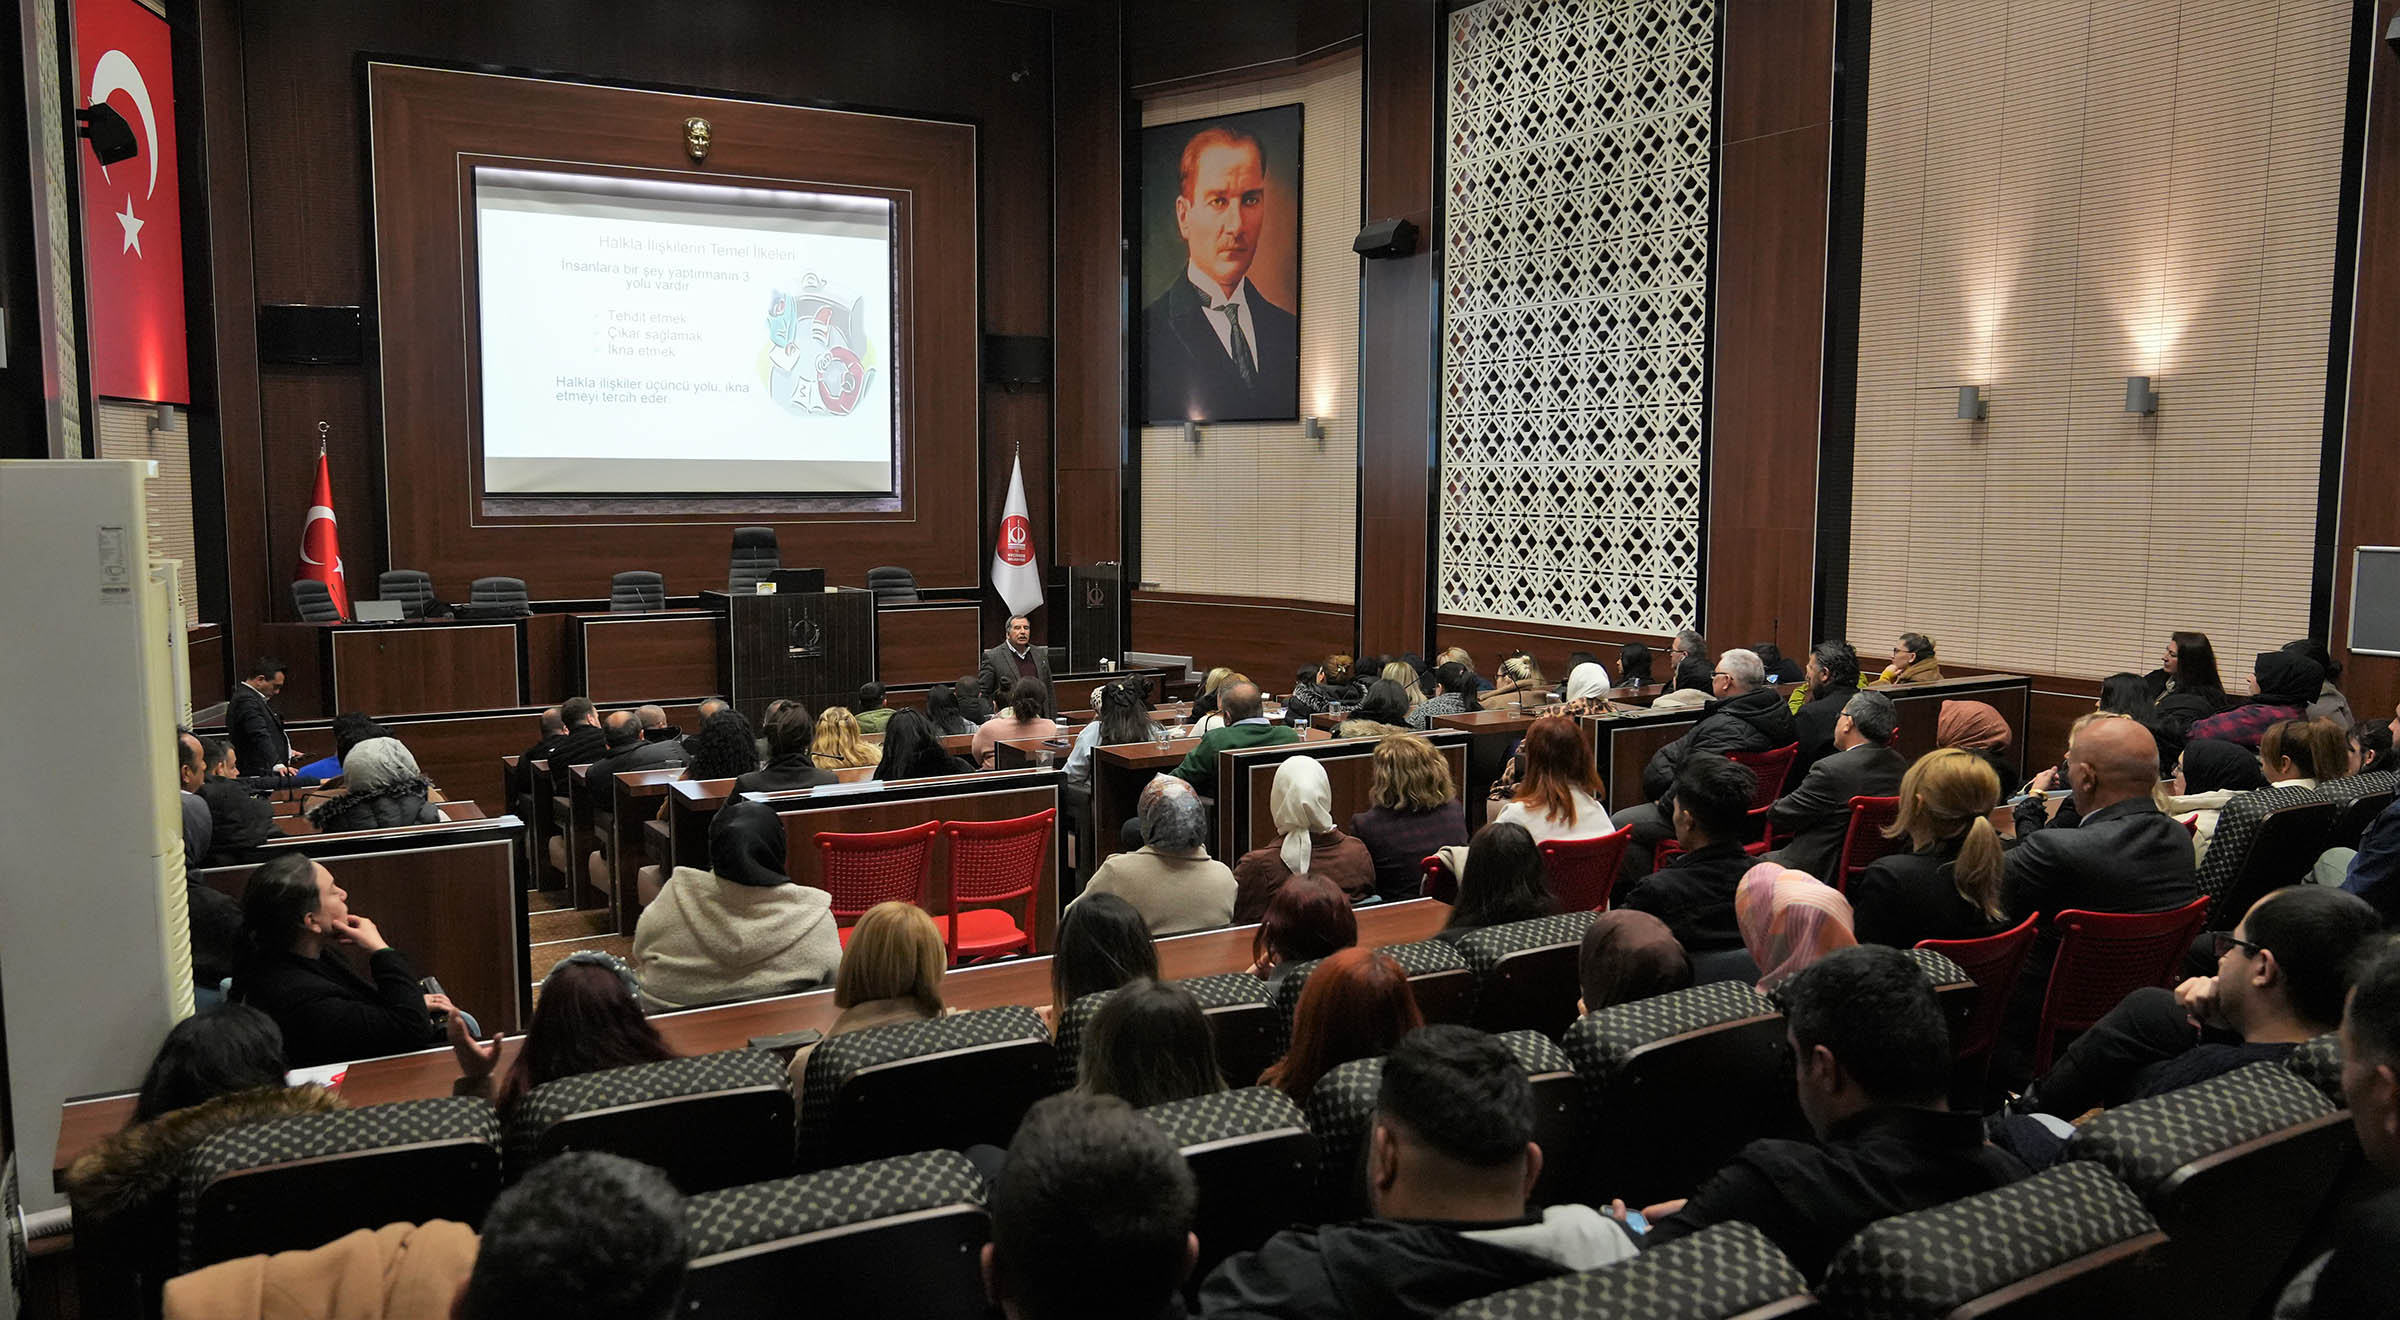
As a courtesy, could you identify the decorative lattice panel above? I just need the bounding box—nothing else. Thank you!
[1438,0,1715,635]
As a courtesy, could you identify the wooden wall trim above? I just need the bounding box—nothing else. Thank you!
[2333,0,2400,725]
[1129,589,1357,686]
[1052,1,1126,575]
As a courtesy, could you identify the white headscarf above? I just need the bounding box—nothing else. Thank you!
[341,737,425,793]
[1564,662,1612,704]
[1270,756,1334,874]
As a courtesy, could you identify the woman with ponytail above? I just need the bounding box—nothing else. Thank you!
[1848,749,2012,947]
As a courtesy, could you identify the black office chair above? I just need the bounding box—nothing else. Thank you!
[377,569,438,619]
[290,578,342,622]
[609,570,667,612]
[865,566,919,602]
[729,527,779,593]
[468,576,531,616]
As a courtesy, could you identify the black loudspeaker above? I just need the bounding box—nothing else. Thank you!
[1067,562,1121,673]
[2389,11,2398,56]
[1352,217,1419,260]
[258,305,365,365]
[983,334,1051,389]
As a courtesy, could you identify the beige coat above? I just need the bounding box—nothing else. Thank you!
[163,1222,478,1320]
[1076,846,1238,935]
[633,867,843,1011]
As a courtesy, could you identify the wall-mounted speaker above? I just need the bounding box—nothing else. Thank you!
[1352,217,1419,260]
[983,334,1051,389]
[2388,11,2398,57]
[258,305,364,365]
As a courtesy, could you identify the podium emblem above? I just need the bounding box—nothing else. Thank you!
[786,617,824,658]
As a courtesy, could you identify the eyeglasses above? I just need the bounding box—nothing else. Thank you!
[2210,932,2264,960]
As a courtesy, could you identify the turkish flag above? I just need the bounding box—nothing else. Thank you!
[297,452,350,619]
[76,0,189,403]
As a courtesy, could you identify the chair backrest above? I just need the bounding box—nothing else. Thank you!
[944,809,1052,905]
[1496,1028,1583,1205]
[2212,799,2343,928]
[290,577,342,622]
[1539,825,1633,912]
[1302,1030,1569,1224]
[730,526,780,590]
[2065,1062,2349,1318]
[1834,795,1905,892]
[1561,980,1792,1208]
[468,575,530,613]
[1143,1087,1318,1287]
[1729,743,1800,806]
[376,568,436,617]
[1819,1162,2167,1320]
[865,565,920,602]
[1419,852,1456,904]
[1917,913,2040,1063]
[682,1151,987,1320]
[2034,898,2211,1074]
[504,1049,794,1193]
[1454,911,1598,1039]
[1054,973,1282,1093]
[798,1005,1056,1170]
[2283,1031,2344,1104]
[609,569,666,612]
[179,1098,501,1270]
[2327,789,2396,852]
[1446,1221,1811,1320]
[815,820,940,924]
[1270,939,1477,1038]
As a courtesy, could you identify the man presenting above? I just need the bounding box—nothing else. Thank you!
[980,616,1056,717]
[1143,125,1299,422]
[227,656,301,779]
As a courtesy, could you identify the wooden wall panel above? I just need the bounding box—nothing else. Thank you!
[1129,591,1357,688]
[1435,617,1674,685]
[2334,1,2400,726]
[1054,1,1127,572]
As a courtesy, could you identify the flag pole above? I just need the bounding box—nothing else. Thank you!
[318,419,328,457]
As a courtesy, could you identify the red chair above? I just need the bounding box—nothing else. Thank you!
[1540,825,1634,913]
[940,810,1055,965]
[815,820,940,947]
[1419,854,1458,904]
[2030,898,2211,1074]
[1730,743,1799,854]
[1832,796,1905,893]
[1918,914,2038,1065]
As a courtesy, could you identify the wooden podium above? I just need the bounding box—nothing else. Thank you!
[703,586,878,723]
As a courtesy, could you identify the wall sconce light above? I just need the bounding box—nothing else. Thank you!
[147,403,177,435]
[1181,421,1200,445]
[2124,375,2159,416]
[1955,385,1987,422]
[1303,416,1325,443]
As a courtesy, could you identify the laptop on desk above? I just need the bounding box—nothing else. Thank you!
[353,600,405,623]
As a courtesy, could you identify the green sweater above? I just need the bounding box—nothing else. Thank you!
[853,707,895,734]
[1172,721,1302,796]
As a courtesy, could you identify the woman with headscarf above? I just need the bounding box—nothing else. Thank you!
[1935,700,2015,787]
[1077,776,1236,935]
[631,799,840,1011]
[1230,756,1374,922]
[1735,862,1856,992]
[306,736,440,832]
[2188,651,2323,751]
[2283,639,2354,732]
[1577,910,1694,1012]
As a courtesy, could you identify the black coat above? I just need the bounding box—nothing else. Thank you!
[1786,682,1859,783]
[226,683,291,779]
[1197,1217,1574,1320]
[197,777,278,863]
[1765,742,1908,882]
[734,756,839,796]
[310,785,438,833]
[1140,276,1301,424]
[1850,838,2012,948]
[233,947,443,1067]
[512,732,570,798]
[544,724,611,793]
[1641,686,1798,803]
[1616,842,1755,952]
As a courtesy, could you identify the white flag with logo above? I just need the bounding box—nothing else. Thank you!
[991,451,1044,616]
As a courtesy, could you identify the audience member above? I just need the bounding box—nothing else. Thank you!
[1259,947,1421,1103]
[1065,681,1167,794]
[1189,670,1255,736]
[1205,1026,1632,1318]
[1478,651,1550,710]
[196,735,276,865]
[307,736,439,832]
[1753,642,1805,687]
[226,655,301,779]
[811,705,884,771]
[986,1094,1198,1320]
[1646,654,1714,712]
[2189,650,2322,750]
[1318,654,1365,706]
[513,706,572,804]
[176,729,214,881]
[543,697,610,792]
[1616,754,1758,954]
[455,1152,690,1320]
[1436,647,1492,697]
[1628,945,2025,1281]
[633,800,839,1011]
[1348,734,1469,902]
[1077,980,1226,1110]
[1440,822,1552,939]
[2334,795,2400,919]
[876,708,977,780]
[2162,737,2268,863]
[2259,716,2348,791]
[1174,680,1300,798]
[1337,679,1416,738]
[636,702,684,749]
[1668,629,1708,674]
[1617,641,1655,688]
[926,682,980,736]
[1554,660,1614,717]
[732,701,837,794]
[1381,660,1422,697]
[1489,715,1612,845]
[1406,663,1478,729]
[1233,756,1375,919]
[1249,875,1359,980]
[679,697,731,758]
[2095,671,2170,772]
[1786,642,1862,777]
[2345,717,2394,779]
[1577,911,1692,1013]
[231,852,450,1066]
[980,614,1056,715]
[2149,630,2235,733]
[847,681,893,734]
[329,711,394,763]
[1079,777,1236,934]
[129,1004,304,1126]
[1764,690,1906,881]
[676,709,759,786]
[1849,749,2010,947]
[789,901,949,1084]
[975,677,1063,768]
[1875,632,1942,685]
[1620,648,1792,871]
[1051,892,1161,1015]
[1933,699,2014,787]
[452,952,676,1112]
[1735,863,1857,992]
[2289,937,2400,1317]
[2284,638,2353,730]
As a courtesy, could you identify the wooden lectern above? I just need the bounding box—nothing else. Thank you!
[703,586,878,723]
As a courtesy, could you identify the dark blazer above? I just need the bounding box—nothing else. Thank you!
[1140,276,1300,423]
[734,755,839,796]
[1851,838,2012,948]
[511,732,570,800]
[978,643,1057,716]
[226,683,290,779]
[582,737,689,810]
[233,947,444,1068]
[197,777,278,863]
[1787,682,1860,783]
[1766,742,1908,881]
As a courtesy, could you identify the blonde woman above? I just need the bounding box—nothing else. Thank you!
[811,706,882,769]
[1189,669,1253,736]
[787,901,948,1089]
[1847,748,2010,946]
[1479,651,1551,710]
[1347,734,1469,901]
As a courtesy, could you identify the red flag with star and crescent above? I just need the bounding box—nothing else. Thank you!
[76,0,189,403]
[298,452,350,619]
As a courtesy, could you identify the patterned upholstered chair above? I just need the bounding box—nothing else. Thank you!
[1054,973,1280,1092]
[504,1049,794,1193]
[1272,939,1477,1039]
[178,1098,501,1270]
[1454,911,1598,1039]
[797,1005,1055,1170]
[1818,1162,2166,1319]
[2064,1062,2352,1320]
[1445,1221,1811,1320]
[682,1151,987,1320]
[1560,980,1791,1209]
[2283,1031,2344,1104]
[1494,1029,1581,1205]
[1302,1031,1570,1224]
[1899,946,1977,1041]
[1144,1087,1318,1284]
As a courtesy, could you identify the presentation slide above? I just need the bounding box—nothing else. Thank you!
[473,167,897,496]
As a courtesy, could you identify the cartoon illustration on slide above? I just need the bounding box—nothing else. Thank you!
[763,275,877,418]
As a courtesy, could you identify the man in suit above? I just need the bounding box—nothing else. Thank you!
[227,655,299,779]
[1142,125,1299,423]
[979,615,1056,717]
[1170,681,1297,800]
[1765,690,1908,881]
[198,735,278,864]
[1786,641,1862,782]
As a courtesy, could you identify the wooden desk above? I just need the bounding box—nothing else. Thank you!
[1584,707,1706,812]
[573,611,721,704]
[1865,673,2033,785]
[254,620,526,720]
[52,897,1450,1187]
[874,601,984,686]
[1220,733,1469,859]
[606,768,686,931]
[1088,729,1329,859]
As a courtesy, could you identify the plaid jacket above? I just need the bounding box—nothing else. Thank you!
[2187,701,2306,751]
